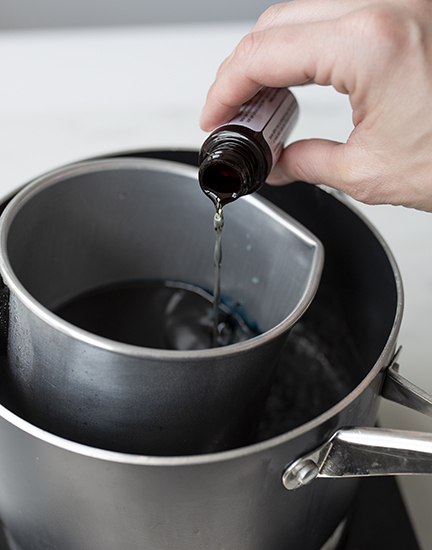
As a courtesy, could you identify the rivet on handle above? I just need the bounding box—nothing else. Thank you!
[282,458,319,491]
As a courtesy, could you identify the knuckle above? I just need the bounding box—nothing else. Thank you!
[255,3,287,30]
[334,148,383,205]
[347,182,378,205]
[231,31,267,81]
[340,7,416,62]
[234,32,260,65]
[341,166,385,205]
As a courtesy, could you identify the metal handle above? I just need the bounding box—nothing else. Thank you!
[282,348,432,490]
[381,350,432,416]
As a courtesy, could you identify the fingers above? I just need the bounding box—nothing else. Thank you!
[200,0,418,132]
[200,20,347,131]
[251,0,363,32]
[199,1,432,212]
[267,138,399,207]
[200,0,374,131]
[266,138,348,187]
[251,0,415,33]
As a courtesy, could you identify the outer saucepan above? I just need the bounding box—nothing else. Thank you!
[0,150,430,550]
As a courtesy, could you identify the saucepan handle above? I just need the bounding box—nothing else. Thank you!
[282,347,432,490]
[380,348,432,415]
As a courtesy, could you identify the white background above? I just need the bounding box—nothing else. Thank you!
[1,19,432,549]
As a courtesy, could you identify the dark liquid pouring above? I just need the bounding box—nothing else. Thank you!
[54,280,257,351]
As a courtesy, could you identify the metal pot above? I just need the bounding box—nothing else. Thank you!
[0,150,430,550]
[0,157,323,456]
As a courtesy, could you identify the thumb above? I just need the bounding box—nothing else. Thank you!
[267,138,349,187]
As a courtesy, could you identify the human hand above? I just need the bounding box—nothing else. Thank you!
[200,0,432,212]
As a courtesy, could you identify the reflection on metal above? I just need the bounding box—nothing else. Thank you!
[283,459,320,491]
[3,527,22,550]
[283,427,432,490]
[2,511,348,550]
[283,351,432,491]
[320,518,347,550]
[382,349,432,417]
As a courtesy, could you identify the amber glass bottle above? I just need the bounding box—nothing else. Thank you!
[199,88,298,206]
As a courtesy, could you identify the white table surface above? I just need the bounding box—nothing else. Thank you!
[1,22,432,549]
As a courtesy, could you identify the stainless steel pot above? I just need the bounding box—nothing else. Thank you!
[0,150,430,550]
[0,157,323,456]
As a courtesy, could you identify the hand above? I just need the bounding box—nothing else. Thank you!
[200,0,432,212]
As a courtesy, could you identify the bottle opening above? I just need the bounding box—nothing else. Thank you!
[200,162,242,206]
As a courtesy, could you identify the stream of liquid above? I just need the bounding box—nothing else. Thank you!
[212,200,224,346]
[199,163,242,346]
[54,168,254,350]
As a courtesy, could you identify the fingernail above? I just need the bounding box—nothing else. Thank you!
[199,109,209,132]
[266,164,289,185]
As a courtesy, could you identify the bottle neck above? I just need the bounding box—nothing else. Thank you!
[199,132,269,207]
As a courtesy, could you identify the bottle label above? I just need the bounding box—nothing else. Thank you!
[229,88,298,163]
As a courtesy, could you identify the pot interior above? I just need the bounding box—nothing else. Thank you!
[2,160,322,336]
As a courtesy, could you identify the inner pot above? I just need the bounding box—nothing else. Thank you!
[0,152,402,550]
[0,157,323,455]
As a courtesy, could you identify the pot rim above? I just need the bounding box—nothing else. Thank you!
[0,157,324,362]
[0,173,404,466]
